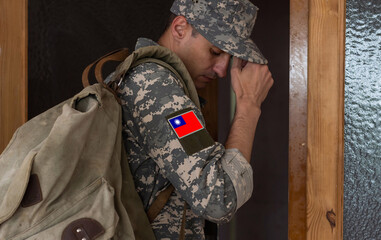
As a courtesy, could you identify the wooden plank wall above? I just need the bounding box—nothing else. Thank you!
[0,0,28,152]
[307,0,345,239]
[289,0,308,238]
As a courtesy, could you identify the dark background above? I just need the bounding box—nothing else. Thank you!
[28,0,289,239]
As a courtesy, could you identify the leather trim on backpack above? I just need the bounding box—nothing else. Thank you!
[61,218,105,240]
[21,174,43,208]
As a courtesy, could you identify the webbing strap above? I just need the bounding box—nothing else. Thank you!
[132,57,191,239]
[179,202,187,240]
[129,58,196,109]
[112,45,201,110]
[147,185,187,240]
[147,185,175,223]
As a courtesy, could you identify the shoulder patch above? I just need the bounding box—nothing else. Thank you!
[166,108,215,155]
[168,110,203,138]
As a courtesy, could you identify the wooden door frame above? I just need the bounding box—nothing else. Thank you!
[0,0,28,152]
[306,0,345,238]
[289,0,308,238]
[289,0,346,239]
[1,0,346,239]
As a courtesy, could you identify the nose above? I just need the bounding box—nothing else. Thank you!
[212,54,230,78]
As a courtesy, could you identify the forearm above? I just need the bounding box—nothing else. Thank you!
[225,103,261,162]
[226,57,273,162]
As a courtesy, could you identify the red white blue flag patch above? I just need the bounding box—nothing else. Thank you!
[168,110,204,138]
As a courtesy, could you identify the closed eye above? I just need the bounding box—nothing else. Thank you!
[210,48,222,56]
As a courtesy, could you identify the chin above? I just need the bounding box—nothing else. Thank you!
[195,82,209,89]
[194,77,213,89]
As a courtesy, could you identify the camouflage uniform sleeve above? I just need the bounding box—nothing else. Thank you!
[118,62,253,223]
[221,148,253,210]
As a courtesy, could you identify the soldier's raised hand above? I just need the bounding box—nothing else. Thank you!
[230,57,274,110]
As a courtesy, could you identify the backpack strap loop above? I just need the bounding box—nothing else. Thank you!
[82,48,129,87]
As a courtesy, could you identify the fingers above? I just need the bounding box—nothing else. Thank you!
[231,57,249,71]
[232,57,267,73]
[241,60,248,69]
[231,57,243,72]
[229,56,274,107]
[230,56,274,88]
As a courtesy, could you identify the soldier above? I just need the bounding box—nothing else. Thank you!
[117,0,274,238]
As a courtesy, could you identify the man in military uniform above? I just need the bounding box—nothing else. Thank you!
[117,0,274,238]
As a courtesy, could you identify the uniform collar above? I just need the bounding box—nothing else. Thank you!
[135,38,159,50]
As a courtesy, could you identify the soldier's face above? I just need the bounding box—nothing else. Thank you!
[177,32,231,89]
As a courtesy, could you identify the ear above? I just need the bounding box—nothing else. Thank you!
[170,16,192,41]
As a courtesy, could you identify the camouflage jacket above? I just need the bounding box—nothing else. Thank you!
[117,38,253,239]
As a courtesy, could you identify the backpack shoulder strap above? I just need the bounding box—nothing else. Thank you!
[105,46,194,237]
[111,45,201,110]
[114,46,196,236]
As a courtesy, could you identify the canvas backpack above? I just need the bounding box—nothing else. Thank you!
[0,45,200,240]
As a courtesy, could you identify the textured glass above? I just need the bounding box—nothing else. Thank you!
[344,0,381,239]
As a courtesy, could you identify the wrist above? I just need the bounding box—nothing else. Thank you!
[235,100,261,117]
[235,94,263,109]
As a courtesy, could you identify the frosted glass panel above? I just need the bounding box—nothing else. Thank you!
[344,0,381,239]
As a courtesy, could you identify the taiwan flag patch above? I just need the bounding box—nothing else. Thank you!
[168,110,204,139]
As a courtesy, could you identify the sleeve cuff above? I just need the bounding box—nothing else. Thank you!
[221,148,253,209]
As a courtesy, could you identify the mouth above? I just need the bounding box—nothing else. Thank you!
[202,75,217,82]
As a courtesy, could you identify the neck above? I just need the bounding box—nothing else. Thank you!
[158,31,175,52]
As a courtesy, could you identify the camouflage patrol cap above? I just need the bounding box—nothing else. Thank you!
[170,0,267,64]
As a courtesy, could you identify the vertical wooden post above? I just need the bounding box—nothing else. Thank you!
[289,0,308,238]
[307,0,345,239]
[0,0,28,152]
